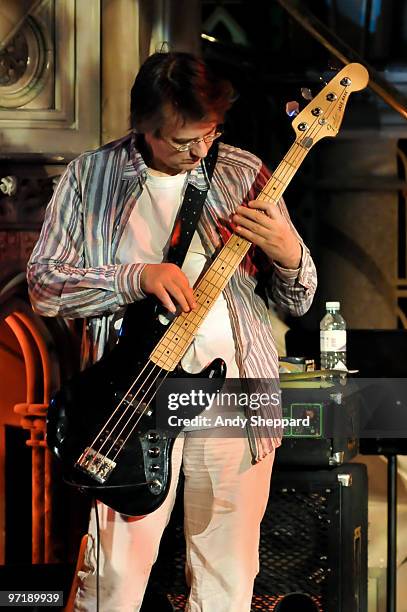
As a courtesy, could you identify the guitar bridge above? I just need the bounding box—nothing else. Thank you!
[75,447,116,483]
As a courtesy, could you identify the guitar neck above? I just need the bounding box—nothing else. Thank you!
[150,140,310,371]
[261,140,310,202]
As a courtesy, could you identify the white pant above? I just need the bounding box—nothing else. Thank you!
[73,431,274,612]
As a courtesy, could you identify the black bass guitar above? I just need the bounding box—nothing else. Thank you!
[47,63,369,516]
[47,296,227,516]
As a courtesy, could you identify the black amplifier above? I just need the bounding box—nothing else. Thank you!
[285,328,407,456]
[275,380,358,467]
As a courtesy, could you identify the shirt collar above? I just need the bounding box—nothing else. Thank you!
[122,132,149,180]
[122,131,211,191]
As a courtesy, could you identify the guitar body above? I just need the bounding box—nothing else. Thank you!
[47,298,226,516]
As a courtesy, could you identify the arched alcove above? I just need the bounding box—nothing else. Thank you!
[0,267,85,566]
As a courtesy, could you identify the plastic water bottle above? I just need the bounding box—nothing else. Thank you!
[320,301,347,371]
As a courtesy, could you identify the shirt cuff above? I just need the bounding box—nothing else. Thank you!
[273,245,303,284]
[273,245,316,290]
[115,262,147,304]
[273,261,301,280]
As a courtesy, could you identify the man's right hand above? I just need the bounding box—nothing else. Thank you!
[140,263,197,314]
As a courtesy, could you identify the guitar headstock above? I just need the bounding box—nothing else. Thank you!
[291,63,369,149]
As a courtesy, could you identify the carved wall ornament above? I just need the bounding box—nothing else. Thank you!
[0,31,28,87]
[0,15,49,109]
[0,0,100,155]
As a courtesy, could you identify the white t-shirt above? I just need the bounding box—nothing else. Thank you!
[116,171,240,422]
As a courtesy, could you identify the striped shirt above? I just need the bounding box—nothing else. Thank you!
[27,133,317,461]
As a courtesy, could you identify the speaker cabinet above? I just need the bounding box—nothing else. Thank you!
[144,463,367,612]
[255,462,368,612]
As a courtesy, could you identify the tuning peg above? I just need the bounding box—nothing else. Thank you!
[286,100,300,117]
[301,87,313,101]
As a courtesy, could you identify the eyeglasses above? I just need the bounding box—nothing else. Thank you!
[165,130,223,152]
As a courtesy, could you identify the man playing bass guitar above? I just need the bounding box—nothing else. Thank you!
[27,51,317,612]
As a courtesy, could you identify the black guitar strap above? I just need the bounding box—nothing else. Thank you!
[164,142,218,268]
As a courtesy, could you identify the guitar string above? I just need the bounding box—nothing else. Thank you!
[83,362,158,446]
[83,308,210,470]
[82,296,212,468]
[110,368,173,463]
[81,82,349,475]
[84,278,227,467]
[81,263,236,471]
[99,360,153,439]
[105,364,171,464]
[79,359,158,468]
[106,257,249,462]
[81,290,213,466]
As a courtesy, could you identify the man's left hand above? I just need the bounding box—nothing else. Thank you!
[232,200,302,269]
